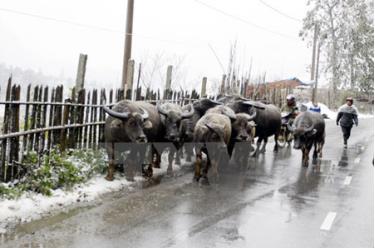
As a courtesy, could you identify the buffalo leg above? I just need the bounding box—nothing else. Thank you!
[105,142,116,181]
[152,145,161,168]
[312,143,318,164]
[273,133,279,152]
[260,137,268,153]
[124,150,138,181]
[167,149,174,175]
[318,139,324,158]
[253,137,262,157]
[194,150,203,182]
[302,147,310,167]
[211,159,219,183]
[201,149,211,185]
[175,148,182,165]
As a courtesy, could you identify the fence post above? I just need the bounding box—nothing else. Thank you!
[60,98,70,152]
[22,84,31,155]
[34,86,43,152]
[243,79,248,98]
[68,87,76,149]
[9,85,20,180]
[164,65,173,99]
[30,85,39,151]
[201,77,207,98]
[98,89,106,147]
[220,74,226,95]
[135,63,142,100]
[1,78,11,181]
[90,89,98,149]
[76,89,86,148]
[125,59,135,100]
[83,91,91,149]
[41,86,49,151]
[75,54,88,93]
[53,86,63,149]
[47,88,55,151]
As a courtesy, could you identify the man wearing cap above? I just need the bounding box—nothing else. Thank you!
[281,94,299,124]
[336,97,358,148]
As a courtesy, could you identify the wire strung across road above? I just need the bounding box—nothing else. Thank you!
[193,0,299,41]
[0,7,203,47]
[256,0,302,23]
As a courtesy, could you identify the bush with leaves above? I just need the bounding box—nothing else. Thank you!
[0,148,107,199]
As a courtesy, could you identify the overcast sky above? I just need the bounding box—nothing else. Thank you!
[0,0,311,91]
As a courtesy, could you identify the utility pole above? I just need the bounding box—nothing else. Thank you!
[312,40,321,104]
[310,24,318,82]
[310,24,319,103]
[121,0,135,90]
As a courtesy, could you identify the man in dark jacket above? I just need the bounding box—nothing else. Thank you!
[336,97,358,148]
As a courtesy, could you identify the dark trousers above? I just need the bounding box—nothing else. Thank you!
[341,125,352,143]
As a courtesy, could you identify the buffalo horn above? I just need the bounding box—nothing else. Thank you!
[223,108,237,120]
[208,99,223,106]
[181,104,195,118]
[139,107,149,120]
[103,106,130,120]
[304,124,314,133]
[248,107,257,120]
[242,100,266,110]
[157,103,168,116]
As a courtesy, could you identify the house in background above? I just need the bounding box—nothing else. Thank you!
[245,77,313,100]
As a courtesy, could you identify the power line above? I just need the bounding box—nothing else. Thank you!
[257,0,302,23]
[193,0,298,41]
[208,43,226,73]
[0,7,121,33]
[0,7,203,47]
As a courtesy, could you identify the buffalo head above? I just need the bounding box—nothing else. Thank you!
[158,103,194,142]
[287,123,317,149]
[103,105,152,143]
[232,113,257,142]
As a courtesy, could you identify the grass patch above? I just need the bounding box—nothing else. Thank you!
[0,148,107,199]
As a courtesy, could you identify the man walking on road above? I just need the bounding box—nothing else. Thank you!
[336,97,358,148]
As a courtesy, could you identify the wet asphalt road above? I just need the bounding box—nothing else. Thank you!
[1,118,374,248]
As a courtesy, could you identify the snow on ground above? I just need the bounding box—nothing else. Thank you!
[0,153,184,234]
[0,103,372,233]
[303,102,373,120]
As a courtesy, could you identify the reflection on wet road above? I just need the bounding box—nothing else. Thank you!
[1,119,373,248]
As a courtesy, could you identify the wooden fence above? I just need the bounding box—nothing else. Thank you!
[0,77,200,183]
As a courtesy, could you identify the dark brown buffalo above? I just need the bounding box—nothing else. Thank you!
[226,99,281,156]
[103,100,156,181]
[155,102,194,174]
[288,111,325,167]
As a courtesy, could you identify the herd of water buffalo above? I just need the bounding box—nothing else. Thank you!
[102,95,325,184]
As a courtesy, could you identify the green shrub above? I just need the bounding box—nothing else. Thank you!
[0,148,107,199]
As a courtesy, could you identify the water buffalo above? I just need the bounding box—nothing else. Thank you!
[193,113,232,184]
[228,113,257,164]
[103,100,155,181]
[179,99,223,161]
[288,111,325,167]
[226,99,281,156]
[155,102,194,174]
[206,105,256,156]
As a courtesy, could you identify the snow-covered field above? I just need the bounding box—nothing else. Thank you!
[0,154,184,234]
